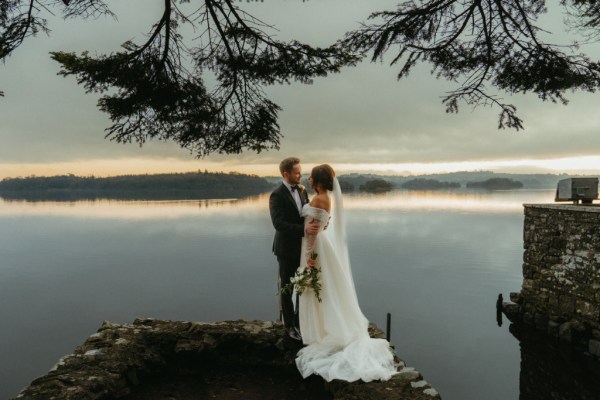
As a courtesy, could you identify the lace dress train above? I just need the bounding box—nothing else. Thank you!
[296,201,397,382]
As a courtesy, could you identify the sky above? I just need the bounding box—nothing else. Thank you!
[2,0,600,178]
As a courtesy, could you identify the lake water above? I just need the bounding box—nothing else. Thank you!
[1,189,599,399]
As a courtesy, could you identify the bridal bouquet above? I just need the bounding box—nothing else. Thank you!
[281,252,322,302]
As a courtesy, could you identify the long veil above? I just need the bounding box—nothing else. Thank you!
[297,177,397,382]
[327,177,358,294]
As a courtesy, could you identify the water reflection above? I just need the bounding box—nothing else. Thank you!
[0,189,556,218]
[508,324,600,400]
[346,189,555,213]
[0,195,269,218]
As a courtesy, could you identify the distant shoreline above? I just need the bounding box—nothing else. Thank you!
[0,171,275,201]
[0,170,587,201]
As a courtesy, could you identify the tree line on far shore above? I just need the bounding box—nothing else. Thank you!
[402,177,523,190]
[339,177,524,193]
[0,171,274,201]
[0,172,529,201]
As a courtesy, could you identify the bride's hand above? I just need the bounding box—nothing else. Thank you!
[307,258,317,268]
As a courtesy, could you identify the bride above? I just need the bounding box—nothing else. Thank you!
[295,164,397,382]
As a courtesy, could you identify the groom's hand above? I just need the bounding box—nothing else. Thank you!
[305,221,319,235]
[323,216,331,231]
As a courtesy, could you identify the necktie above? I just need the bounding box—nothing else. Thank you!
[290,185,301,212]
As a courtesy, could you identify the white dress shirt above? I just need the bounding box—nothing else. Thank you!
[283,180,302,213]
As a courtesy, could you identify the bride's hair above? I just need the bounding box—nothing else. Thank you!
[311,164,335,191]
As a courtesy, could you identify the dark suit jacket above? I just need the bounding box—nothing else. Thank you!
[269,183,310,259]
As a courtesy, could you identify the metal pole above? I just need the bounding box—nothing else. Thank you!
[277,273,282,322]
[386,313,391,342]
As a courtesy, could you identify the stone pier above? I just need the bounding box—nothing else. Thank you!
[14,318,441,400]
[503,204,600,358]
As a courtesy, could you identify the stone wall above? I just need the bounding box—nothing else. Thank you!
[503,204,600,358]
[14,318,441,400]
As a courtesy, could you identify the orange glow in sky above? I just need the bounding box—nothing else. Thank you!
[1,155,600,179]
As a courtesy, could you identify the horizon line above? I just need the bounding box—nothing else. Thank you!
[1,155,600,179]
[0,169,593,181]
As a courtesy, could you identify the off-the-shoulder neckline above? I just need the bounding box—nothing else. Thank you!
[303,204,330,214]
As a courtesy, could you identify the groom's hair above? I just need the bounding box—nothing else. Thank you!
[279,157,300,176]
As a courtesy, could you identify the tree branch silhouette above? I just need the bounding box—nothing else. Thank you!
[343,0,600,130]
[2,0,600,154]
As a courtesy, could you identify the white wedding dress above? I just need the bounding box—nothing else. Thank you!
[295,178,397,382]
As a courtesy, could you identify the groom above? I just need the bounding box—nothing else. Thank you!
[269,157,318,341]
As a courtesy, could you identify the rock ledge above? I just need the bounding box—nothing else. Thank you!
[15,318,441,400]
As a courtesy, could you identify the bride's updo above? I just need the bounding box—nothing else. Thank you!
[311,164,335,191]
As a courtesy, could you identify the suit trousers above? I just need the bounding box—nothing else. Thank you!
[278,254,301,329]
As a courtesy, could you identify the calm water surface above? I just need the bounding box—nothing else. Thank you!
[1,190,599,399]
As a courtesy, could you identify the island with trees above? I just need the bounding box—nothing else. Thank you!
[466,178,524,190]
[337,179,355,193]
[0,171,274,201]
[359,179,394,193]
[401,178,461,190]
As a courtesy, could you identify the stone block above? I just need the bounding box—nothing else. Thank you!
[524,261,538,273]
[520,288,534,300]
[558,296,576,316]
[398,367,421,380]
[523,270,535,280]
[547,321,560,338]
[575,300,599,322]
[559,322,572,342]
[522,279,536,291]
[547,295,559,309]
[509,292,523,304]
[588,340,600,358]
[575,250,591,258]
[534,313,549,330]
[424,388,440,397]
[523,312,534,325]
[502,302,521,323]
[411,380,429,389]
[543,256,561,265]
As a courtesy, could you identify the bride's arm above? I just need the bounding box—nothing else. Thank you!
[304,217,321,268]
[304,217,319,268]
[305,194,330,267]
